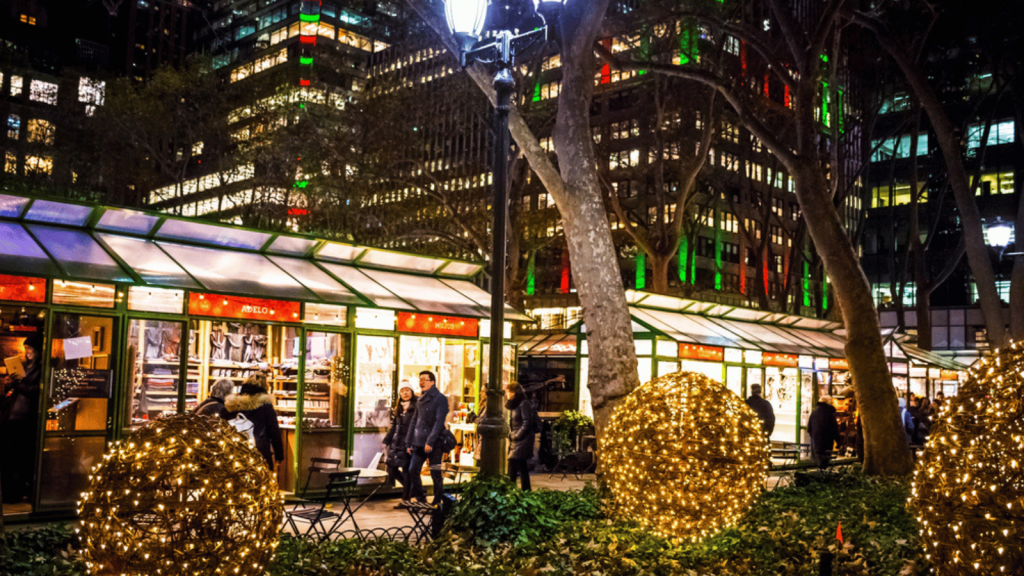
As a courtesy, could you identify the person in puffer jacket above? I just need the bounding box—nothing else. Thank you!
[225,372,284,471]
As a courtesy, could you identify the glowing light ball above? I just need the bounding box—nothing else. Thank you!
[78,413,283,576]
[603,371,770,541]
[909,343,1024,574]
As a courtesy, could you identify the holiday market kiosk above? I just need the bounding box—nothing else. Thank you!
[519,290,965,447]
[0,194,523,520]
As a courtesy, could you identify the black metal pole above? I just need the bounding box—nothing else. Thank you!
[477,31,514,478]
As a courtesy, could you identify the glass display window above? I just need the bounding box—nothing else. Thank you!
[47,313,116,432]
[800,371,814,443]
[302,332,349,428]
[124,319,185,427]
[726,365,743,397]
[188,320,289,411]
[481,343,516,391]
[658,361,679,377]
[354,335,395,429]
[680,360,722,383]
[0,274,45,303]
[765,366,798,443]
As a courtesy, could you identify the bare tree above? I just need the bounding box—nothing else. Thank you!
[601,0,914,475]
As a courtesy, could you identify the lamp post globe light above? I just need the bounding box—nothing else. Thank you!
[986,219,1013,251]
[443,0,564,477]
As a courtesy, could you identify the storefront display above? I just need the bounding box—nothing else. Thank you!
[764,365,799,443]
[0,193,525,519]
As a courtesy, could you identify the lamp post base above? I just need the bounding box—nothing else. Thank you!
[476,413,510,477]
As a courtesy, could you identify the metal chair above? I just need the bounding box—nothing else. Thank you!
[440,463,479,485]
[298,457,342,498]
[284,470,360,541]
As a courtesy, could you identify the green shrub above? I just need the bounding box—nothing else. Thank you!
[0,524,87,576]
[551,411,594,458]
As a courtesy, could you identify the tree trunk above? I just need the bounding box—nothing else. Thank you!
[794,163,915,476]
[649,252,673,295]
[865,23,1008,348]
[403,0,640,437]
[552,0,640,435]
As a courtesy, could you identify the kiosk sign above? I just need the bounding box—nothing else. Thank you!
[188,293,300,321]
[397,312,478,338]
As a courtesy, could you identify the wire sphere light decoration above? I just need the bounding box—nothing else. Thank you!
[77,413,283,576]
[603,371,770,542]
[909,342,1024,574]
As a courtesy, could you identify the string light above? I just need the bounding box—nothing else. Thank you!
[77,414,283,576]
[909,342,1024,574]
[603,371,770,542]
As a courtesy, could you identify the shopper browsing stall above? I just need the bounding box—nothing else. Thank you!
[194,379,233,419]
[807,396,840,470]
[506,382,538,491]
[744,384,776,437]
[405,370,448,505]
[225,372,284,471]
[383,381,417,508]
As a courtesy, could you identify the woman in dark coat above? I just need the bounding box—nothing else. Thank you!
[194,378,233,419]
[383,382,417,507]
[225,372,284,471]
[505,382,538,491]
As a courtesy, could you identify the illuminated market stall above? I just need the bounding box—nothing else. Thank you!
[521,291,965,447]
[0,194,522,519]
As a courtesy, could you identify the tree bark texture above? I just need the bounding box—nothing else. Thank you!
[404,0,640,437]
[552,0,641,434]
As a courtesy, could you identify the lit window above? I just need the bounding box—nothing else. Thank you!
[4,152,16,174]
[24,155,52,176]
[27,119,54,144]
[11,76,23,97]
[20,14,37,25]
[7,114,20,140]
[78,77,105,106]
[29,80,58,105]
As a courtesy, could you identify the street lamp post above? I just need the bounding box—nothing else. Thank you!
[443,0,562,476]
[986,218,1022,258]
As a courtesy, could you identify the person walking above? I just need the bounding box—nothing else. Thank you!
[2,333,43,503]
[908,396,930,445]
[405,370,448,505]
[745,384,776,437]
[505,382,538,491]
[898,397,916,445]
[383,381,417,508]
[225,372,284,471]
[194,379,233,419]
[807,396,840,470]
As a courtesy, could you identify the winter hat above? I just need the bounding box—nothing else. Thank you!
[398,380,414,393]
[23,333,44,353]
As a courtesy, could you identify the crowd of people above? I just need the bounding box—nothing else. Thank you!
[744,384,949,470]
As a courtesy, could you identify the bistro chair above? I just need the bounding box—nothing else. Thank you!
[298,457,342,498]
[440,463,479,486]
[284,470,360,542]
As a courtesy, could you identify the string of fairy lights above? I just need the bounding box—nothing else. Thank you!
[603,371,770,542]
[77,414,283,576]
[909,341,1024,574]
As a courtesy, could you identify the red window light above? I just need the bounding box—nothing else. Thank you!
[287,208,309,215]
[600,39,611,84]
[299,79,311,86]
[560,251,571,294]
[0,274,46,303]
[784,85,791,108]
[764,73,770,98]
[299,35,316,45]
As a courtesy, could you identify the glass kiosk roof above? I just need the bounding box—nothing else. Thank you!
[0,194,521,319]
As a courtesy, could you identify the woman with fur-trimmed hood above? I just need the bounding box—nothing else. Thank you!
[225,372,284,470]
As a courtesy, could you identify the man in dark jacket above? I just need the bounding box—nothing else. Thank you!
[807,396,841,470]
[745,384,775,437]
[405,371,449,504]
[225,373,284,471]
[506,382,538,491]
